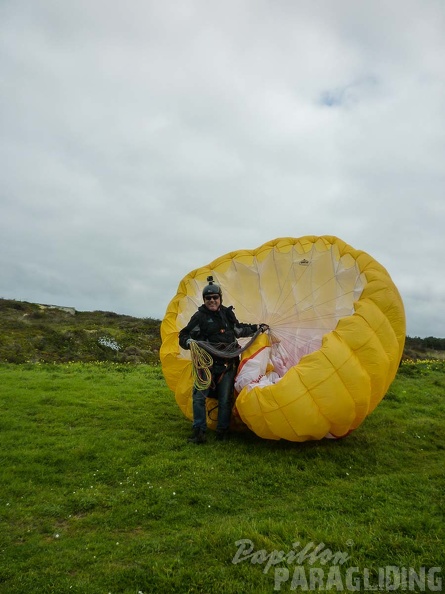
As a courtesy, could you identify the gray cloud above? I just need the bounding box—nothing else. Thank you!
[1,0,444,337]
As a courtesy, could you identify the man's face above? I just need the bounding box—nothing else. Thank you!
[204,294,221,311]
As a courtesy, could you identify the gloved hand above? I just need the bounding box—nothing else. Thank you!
[259,323,269,333]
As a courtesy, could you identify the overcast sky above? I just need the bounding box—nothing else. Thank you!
[1,0,444,338]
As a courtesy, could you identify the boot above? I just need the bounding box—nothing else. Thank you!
[188,428,206,444]
[215,429,230,442]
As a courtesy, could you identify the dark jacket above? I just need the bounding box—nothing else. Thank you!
[178,304,257,358]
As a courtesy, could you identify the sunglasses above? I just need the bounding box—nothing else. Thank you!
[204,295,220,301]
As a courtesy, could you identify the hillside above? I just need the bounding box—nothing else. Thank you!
[1,298,444,364]
[0,298,161,364]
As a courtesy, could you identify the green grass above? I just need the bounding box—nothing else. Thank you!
[0,361,444,593]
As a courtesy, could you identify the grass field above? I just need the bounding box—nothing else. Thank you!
[0,361,444,593]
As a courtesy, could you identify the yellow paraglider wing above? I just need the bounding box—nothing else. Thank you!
[160,236,405,442]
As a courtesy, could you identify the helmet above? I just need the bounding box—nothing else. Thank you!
[202,276,222,299]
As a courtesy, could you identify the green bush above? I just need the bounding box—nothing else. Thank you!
[0,299,161,364]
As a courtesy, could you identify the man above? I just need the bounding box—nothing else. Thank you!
[179,277,268,444]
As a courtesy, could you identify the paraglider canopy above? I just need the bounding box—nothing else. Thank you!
[160,236,405,442]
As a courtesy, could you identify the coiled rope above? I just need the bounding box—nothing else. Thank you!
[195,328,263,359]
[189,341,214,390]
[189,328,266,390]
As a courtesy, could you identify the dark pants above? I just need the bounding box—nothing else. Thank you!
[192,365,236,432]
